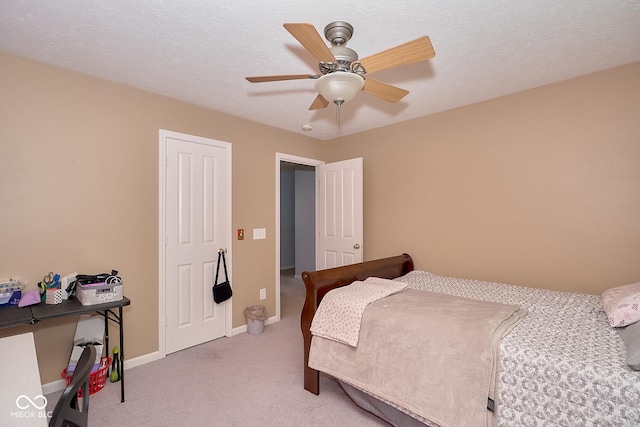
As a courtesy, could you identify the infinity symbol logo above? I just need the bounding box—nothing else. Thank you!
[16,395,48,410]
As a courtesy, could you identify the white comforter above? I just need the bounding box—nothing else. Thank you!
[396,270,640,426]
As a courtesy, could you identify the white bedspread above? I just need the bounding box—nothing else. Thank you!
[396,270,640,426]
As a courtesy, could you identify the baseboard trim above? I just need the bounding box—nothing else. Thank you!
[124,350,163,370]
[42,379,67,395]
[42,350,164,394]
[231,315,278,336]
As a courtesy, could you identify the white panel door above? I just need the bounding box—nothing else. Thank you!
[165,135,228,354]
[316,157,363,269]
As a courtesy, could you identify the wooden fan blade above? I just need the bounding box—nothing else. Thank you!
[283,23,336,63]
[359,36,435,74]
[246,74,315,83]
[309,94,330,110]
[363,78,409,103]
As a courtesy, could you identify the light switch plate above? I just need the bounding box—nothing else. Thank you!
[253,228,266,240]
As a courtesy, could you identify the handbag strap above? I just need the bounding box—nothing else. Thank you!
[221,251,229,282]
[214,250,229,285]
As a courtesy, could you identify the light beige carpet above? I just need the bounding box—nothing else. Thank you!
[46,271,388,426]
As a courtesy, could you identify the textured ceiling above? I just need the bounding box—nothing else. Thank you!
[1,1,639,140]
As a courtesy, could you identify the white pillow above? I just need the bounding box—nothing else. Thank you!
[601,282,640,327]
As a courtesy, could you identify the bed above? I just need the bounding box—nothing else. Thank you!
[300,254,640,426]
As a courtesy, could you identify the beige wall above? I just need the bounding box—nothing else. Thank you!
[0,51,324,382]
[327,62,640,295]
[2,49,639,384]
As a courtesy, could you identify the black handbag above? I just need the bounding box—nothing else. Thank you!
[212,250,232,304]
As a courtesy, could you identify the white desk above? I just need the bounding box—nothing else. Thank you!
[0,332,48,427]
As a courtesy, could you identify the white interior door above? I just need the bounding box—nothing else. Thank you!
[316,157,363,269]
[163,132,230,354]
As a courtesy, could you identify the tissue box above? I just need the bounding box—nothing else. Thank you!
[0,289,22,307]
[67,315,104,374]
[77,281,123,306]
[0,279,24,307]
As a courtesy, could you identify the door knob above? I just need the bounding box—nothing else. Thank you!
[353,243,361,249]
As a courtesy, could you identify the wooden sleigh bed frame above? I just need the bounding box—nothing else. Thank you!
[299,253,640,426]
[300,253,415,395]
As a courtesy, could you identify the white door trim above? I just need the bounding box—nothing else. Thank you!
[159,129,233,358]
[275,153,324,322]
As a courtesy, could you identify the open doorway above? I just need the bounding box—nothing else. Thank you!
[275,153,323,322]
[280,161,315,278]
[274,153,364,322]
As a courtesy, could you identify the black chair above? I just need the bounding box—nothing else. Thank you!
[49,344,96,427]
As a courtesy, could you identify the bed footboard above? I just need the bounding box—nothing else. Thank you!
[300,253,414,394]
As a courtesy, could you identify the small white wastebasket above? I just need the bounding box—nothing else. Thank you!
[244,305,269,335]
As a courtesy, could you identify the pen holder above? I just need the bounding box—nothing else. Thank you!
[45,288,63,305]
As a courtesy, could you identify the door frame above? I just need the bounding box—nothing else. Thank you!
[275,153,324,321]
[158,129,233,358]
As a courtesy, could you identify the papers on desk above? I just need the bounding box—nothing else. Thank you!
[67,315,104,374]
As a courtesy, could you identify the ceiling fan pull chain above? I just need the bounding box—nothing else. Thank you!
[335,100,343,129]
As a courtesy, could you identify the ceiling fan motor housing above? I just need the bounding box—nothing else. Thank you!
[321,46,359,74]
[320,22,360,75]
[324,21,354,46]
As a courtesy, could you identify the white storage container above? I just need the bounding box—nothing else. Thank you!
[77,281,123,306]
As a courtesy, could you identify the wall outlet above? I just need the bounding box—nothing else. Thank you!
[260,288,266,300]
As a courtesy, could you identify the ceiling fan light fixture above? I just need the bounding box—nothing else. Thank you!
[314,72,364,104]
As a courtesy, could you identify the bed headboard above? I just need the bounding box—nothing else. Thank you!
[300,253,414,394]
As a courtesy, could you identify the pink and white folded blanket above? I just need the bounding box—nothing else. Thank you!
[310,277,408,347]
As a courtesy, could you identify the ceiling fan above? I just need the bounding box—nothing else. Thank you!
[246,21,435,116]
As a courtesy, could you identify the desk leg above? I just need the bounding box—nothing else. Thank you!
[103,314,109,363]
[119,305,125,403]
